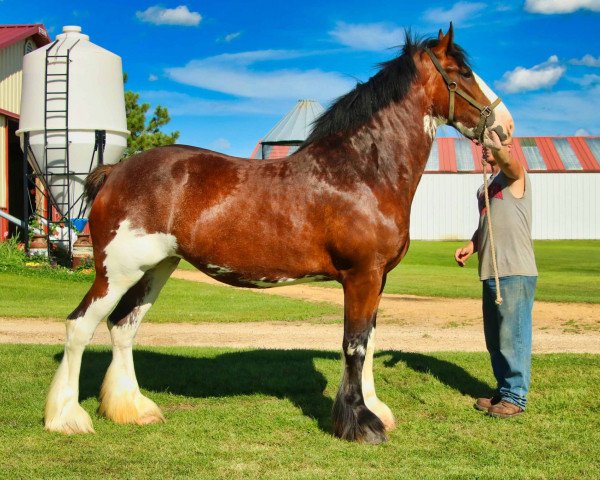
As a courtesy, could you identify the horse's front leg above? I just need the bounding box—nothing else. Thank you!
[333,270,395,444]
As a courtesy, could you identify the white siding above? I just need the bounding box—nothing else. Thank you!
[0,40,25,115]
[529,173,600,239]
[409,173,600,240]
[410,174,481,240]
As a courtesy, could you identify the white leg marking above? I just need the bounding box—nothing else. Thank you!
[45,277,146,434]
[361,328,396,431]
[45,314,103,434]
[99,258,178,425]
[104,219,179,290]
[45,222,178,434]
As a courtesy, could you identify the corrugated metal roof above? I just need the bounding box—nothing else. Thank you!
[0,24,51,50]
[262,99,324,144]
[425,137,600,173]
[251,99,325,159]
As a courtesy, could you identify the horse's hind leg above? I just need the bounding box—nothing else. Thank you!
[333,270,395,444]
[45,221,179,434]
[44,274,137,434]
[98,257,179,425]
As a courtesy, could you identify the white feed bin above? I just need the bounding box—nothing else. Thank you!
[16,25,128,222]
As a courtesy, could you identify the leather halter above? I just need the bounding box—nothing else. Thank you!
[424,47,502,142]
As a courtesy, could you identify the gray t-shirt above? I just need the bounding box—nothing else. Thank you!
[477,171,538,280]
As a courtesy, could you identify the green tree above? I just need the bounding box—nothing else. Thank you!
[124,74,180,156]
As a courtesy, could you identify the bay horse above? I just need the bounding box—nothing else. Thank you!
[44,25,513,443]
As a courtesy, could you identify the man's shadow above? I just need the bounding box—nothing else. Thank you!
[62,348,492,434]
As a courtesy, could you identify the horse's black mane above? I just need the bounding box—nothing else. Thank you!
[301,33,470,147]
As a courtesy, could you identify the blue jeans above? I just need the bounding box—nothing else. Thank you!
[482,275,537,409]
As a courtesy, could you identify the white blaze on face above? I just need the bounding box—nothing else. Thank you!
[473,71,513,143]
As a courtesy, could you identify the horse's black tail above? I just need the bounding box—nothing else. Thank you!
[84,164,115,204]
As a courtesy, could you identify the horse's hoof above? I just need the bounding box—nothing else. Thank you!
[44,401,95,435]
[365,398,396,432]
[360,429,388,445]
[99,388,165,426]
[333,401,388,444]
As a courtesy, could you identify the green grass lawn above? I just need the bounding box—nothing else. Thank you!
[271,240,597,303]
[386,240,600,303]
[0,272,339,323]
[1,240,598,323]
[0,344,598,479]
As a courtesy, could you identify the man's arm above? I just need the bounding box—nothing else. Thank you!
[492,145,523,180]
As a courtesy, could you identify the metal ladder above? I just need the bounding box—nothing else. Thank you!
[43,40,74,258]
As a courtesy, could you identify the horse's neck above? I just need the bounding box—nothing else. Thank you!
[346,86,435,199]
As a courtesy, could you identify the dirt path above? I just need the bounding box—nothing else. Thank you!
[1,269,598,353]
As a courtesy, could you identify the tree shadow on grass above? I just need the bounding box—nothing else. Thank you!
[378,350,493,399]
[71,349,338,434]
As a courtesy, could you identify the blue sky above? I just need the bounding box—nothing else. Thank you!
[3,0,600,157]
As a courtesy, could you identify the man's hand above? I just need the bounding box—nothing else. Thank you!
[455,241,475,267]
[482,147,494,165]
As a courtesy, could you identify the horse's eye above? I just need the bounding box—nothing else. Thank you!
[461,70,473,79]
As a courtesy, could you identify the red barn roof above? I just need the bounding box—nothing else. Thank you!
[0,24,51,50]
[250,134,600,171]
[426,137,600,173]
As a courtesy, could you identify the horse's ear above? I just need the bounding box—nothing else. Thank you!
[434,23,454,54]
[437,29,443,41]
[447,22,454,48]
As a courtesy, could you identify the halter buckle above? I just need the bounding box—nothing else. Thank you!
[448,81,458,92]
[481,106,492,117]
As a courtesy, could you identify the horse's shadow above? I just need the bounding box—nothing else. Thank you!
[75,349,338,432]
[380,350,492,399]
[60,348,492,434]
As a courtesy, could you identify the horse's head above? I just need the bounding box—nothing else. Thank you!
[421,24,514,149]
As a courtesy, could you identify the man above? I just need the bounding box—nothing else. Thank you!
[454,142,537,418]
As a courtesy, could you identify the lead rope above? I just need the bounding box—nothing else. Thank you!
[481,148,503,305]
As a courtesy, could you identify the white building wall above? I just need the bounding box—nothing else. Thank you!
[529,173,600,239]
[0,40,25,114]
[409,173,600,240]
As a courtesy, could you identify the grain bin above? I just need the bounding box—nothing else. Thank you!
[16,25,128,247]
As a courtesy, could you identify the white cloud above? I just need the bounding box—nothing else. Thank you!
[575,128,590,136]
[222,32,242,43]
[166,50,354,100]
[136,5,202,26]
[212,138,232,150]
[148,74,158,81]
[422,2,487,24]
[140,90,298,116]
[569,54,600,67]
[525,0,600,14]
[569,73,600,87]
[329,22,404,51]
[496,56,565,93]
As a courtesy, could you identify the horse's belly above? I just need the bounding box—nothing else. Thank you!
[200,263,332,289]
